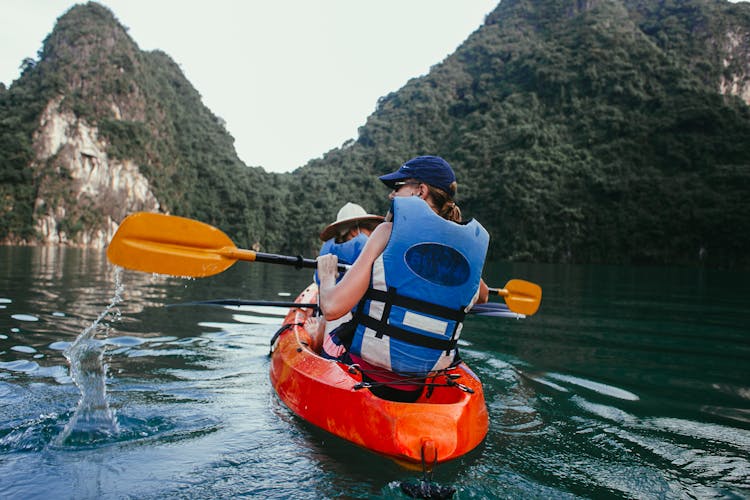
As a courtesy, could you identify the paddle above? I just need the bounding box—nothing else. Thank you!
[166,299,524,318]
[167,299,319,309]
[108,212,541,316]
[106,212,348,278]
[468,301,525,318]
[488,280,542,316]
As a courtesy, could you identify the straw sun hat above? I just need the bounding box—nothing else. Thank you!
[319,202,384,241]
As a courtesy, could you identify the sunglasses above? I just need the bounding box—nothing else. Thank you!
[392,181,422,191]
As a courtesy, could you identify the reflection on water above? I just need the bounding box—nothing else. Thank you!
[0,247,748,498]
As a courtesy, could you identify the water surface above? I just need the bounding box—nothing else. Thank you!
[0,247,748,498]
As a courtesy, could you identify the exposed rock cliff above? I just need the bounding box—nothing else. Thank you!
[31,96,159,246]
[720,27,750,103]
[0,2,273,249]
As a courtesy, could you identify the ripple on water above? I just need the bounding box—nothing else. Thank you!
[700,405,750,426]
[10,314,39,322]
[48,341,71,351]
[106,336,146,347]
[0,405,219,453]
[170,337,207,346]
[0,357,70,383]
[231,314,284,325]
[149,336,178,343]
[0,360,40,373]
[572,395,638,424]
[495,404,546,434]
[649,417,750,451]
[568,393,750,493]
[600,425,750,491]
[524,373,569,393]
[0,412,63,453]
[126,348,197,358]
[546,372,639,401]
[231,305,288,317]
[0,380,25,402]
[11,346,37,354]
[57,410,222,451]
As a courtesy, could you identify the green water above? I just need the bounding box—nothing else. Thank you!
[0,247,747,499]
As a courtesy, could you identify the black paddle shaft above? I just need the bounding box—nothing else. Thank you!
[253,252,349,272]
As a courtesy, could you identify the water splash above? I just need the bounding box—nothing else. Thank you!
[56,268,124,445]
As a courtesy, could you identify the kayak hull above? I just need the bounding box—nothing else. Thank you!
[269,284,488,466]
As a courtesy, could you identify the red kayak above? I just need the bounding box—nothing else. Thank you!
[269,283,489,467]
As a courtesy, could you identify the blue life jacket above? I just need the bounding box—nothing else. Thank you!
[314,232,368,284]
[348,196,489,376]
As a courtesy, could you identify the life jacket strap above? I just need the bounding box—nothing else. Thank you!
[363,287,467,322]
[358,314,459,351]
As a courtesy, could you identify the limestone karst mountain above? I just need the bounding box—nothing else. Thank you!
[1,0,749,268]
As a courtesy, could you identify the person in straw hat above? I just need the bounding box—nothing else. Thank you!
[307,202,384,354]
[319,202,384,246]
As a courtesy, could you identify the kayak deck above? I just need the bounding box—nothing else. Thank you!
[269,283,488,466]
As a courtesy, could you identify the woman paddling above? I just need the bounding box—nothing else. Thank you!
[317,155,489,402]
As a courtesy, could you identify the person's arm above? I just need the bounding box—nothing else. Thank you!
[318,222,391,320]
[304,315,326,352]
[477,279,489,304]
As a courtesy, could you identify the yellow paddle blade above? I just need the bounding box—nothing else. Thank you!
[495,279,542,316]
[106,212,253,278]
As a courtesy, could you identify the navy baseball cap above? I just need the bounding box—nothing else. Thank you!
[379,155,456,196]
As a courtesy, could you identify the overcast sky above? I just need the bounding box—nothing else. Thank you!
[1,1,500,173]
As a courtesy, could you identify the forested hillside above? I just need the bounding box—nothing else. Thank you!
[287,0,750,268]
[0,2,289,249]
[1,0,749,268]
